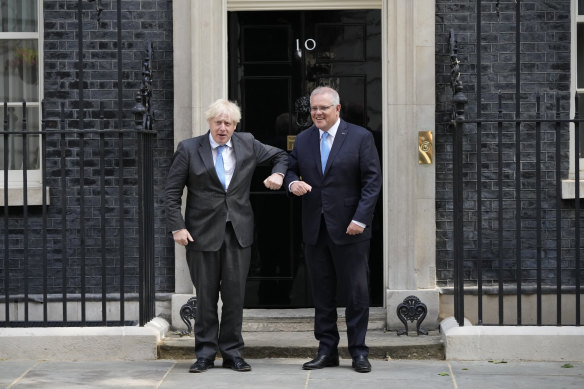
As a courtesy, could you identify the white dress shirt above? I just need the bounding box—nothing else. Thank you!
[318,119,339,151]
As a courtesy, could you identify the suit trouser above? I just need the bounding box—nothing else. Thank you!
[305,216,371,358]
[186,222,251,361]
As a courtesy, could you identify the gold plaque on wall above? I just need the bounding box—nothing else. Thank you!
[418,131,433,165]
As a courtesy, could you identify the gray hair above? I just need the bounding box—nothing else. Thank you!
[310,86,340,106]
[205,99,242,124]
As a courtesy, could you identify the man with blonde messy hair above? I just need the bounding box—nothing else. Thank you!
[165,98,288,373]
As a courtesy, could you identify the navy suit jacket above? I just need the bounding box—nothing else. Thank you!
[284,119,381,246]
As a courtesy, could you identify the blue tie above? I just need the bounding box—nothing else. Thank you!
[216,145,226,189]
[321,132,330,174]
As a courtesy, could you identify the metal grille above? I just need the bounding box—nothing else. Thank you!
[449,1,582,326]
[0,0,155,327]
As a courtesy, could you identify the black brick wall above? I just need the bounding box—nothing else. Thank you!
[435,1,581,288]
[4,1,580,301]
[1,0,175,296]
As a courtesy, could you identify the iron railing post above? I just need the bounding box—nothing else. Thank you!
[3,102,9,326]
[575,93,581,326]
[555,94,562,325]
[22,101,29,326]
[132,41,156,326]
[450,30,468,326]
[41,100,48,326]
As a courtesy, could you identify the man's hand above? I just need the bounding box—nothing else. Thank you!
[346,222,365,235]
[173,229,194,246]
[290,181,312,197]
[263,173,284,190]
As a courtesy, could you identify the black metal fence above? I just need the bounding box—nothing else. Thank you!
[1,98,155,327]
[450,26,582,326]
[0,0,156,327]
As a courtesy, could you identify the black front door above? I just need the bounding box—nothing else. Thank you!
[228,10,383,308]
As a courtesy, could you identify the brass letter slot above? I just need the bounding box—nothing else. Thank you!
[418,131,433,165]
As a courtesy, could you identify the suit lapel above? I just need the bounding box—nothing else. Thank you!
[230,133,241,188]
[198,133,222,188]
[323,120,348,175]
[308,126,323,175]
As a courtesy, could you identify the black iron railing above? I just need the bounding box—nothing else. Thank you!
[0,0,156,327]
[1,96,156,327]
[450,22,582,326]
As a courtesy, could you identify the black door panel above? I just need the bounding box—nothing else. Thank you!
[229,10,382,308]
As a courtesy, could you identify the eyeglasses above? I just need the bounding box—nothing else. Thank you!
[310,105,333,113]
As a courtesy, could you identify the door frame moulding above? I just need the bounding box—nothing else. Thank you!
[173,0,438,329]
[226,0,382,11]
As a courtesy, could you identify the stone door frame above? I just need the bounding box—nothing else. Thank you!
[171,0,439,330]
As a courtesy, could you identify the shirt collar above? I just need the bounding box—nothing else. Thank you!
[209,133,233,149]
[319,118,340,139]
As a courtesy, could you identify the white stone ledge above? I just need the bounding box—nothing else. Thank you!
[0,184,50,206]
[441,317,584,361]
[561,179,584,199]
[0,317,169,361]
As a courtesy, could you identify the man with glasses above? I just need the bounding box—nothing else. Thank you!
[284,87,382,373]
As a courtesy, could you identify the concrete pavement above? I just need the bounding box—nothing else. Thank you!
[1,358,583,389]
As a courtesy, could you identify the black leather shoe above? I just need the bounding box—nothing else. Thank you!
[352,355,371,373]
[302,354,340,370]
[222,357,252,372]
[189,358,214,373]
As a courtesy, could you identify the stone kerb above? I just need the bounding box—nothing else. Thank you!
[0,317,169,361]
[441,317,584,361]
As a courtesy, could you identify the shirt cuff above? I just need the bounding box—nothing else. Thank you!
[351,220,366,228]
[288,180,299,192]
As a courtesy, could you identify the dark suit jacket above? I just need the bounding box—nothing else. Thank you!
[165,131,288,251]
[284,119,381,246]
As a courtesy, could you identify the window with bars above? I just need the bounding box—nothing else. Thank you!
[0,0,41,182]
